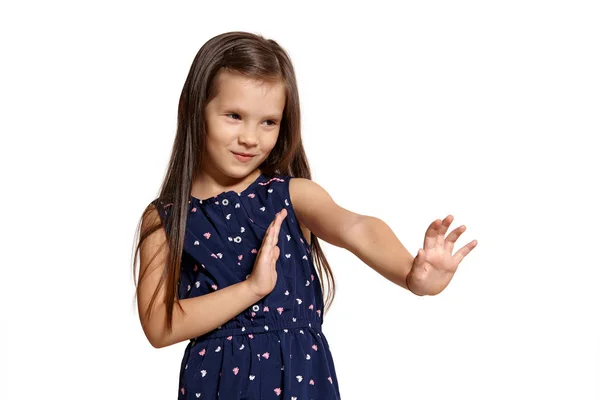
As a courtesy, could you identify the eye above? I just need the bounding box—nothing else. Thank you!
[264,120,277,126]
[226,113,241,120]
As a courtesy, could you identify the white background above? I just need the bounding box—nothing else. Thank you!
[1,1,599,399]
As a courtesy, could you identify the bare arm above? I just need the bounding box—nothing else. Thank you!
[345,216,415,288]
[138,206,263,348]
[290,178,414,290]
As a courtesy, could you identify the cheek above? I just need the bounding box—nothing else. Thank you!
[206,121,238,145]
[261,131,280,151]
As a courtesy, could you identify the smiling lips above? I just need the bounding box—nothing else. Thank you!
[232,151,256,162]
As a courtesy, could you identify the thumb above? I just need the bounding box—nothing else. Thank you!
[414,249,425,268]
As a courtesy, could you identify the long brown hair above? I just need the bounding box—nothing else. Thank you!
[132,31,335,335]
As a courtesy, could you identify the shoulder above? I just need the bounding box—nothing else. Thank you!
[288,177,341,222]
[138,199,160,232]
[288,177,330,206]
[146,198,167,218]
[144,198,163,223]
[257,173,316,201]
[143,198,172,233]
[288,177,362,250]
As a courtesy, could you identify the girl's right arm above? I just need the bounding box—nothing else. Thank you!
[137,205,286,349]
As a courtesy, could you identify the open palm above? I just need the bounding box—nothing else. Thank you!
[410,215,477,295]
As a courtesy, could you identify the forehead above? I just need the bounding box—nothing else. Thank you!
[211,69,286,114]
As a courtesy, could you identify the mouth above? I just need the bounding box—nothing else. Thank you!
[231,151,256,162]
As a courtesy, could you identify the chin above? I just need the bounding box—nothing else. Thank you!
[220,164,258,178]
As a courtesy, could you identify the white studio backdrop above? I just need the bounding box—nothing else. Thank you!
[1,1,598,399]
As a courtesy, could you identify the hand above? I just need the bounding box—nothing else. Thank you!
[247,208,288,298]
[408,215,477,295]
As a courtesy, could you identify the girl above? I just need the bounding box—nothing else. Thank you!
[133,31,477,399]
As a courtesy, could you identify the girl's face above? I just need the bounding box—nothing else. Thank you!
[203,69,286,180]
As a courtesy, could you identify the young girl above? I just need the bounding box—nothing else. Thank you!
[133,31,477,399]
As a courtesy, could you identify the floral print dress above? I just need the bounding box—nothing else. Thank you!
[153,172,342,399]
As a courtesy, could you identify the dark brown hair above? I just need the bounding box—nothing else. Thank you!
[132,31,336,335]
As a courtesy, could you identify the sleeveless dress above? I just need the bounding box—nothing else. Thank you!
[153,172,342,399]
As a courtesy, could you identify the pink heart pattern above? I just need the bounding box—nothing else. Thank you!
[161,174,338,399]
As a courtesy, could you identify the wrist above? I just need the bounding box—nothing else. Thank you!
[241,279,269,302]
[405,269,425,296]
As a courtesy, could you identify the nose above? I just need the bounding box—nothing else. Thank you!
[239,128,259,146]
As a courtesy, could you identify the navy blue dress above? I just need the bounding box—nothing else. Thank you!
[154,172,342,399]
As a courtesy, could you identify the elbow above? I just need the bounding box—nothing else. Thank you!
[150,334,170,349]
[151,327,172,348]
[344,215,374,254]
[142,324,167,349]
[150,336,165,349]
[146,332,163,349]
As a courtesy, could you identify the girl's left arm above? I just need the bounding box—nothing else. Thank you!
[289,178,414,291]
[289,178,477,296]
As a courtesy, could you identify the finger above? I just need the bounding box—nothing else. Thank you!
[424,219,441,250]
[444,225,466,252]
[272,246,280,265]
[271,223,281,246]
[274,208,287,227]
[269,213,279,247]
[270,248,279,274]
[261,237,273,257]
[263,219,275,244]
[271,209,287,245]
[413,248,425,269]
[453,240,478,264]
[270,213,282,245]
[437,215,453,246]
